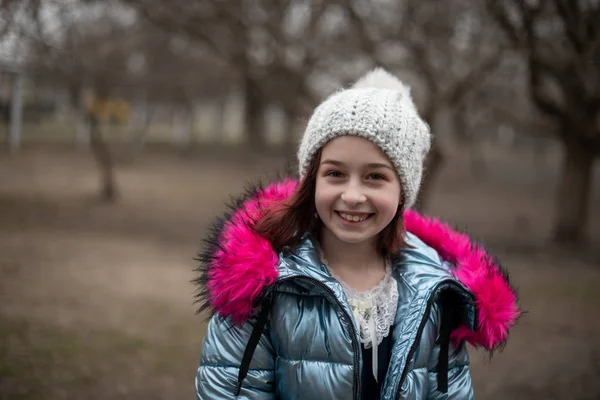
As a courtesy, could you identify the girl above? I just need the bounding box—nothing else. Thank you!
[194,69,520,399]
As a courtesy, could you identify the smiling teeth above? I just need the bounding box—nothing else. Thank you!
[339,212,368,222]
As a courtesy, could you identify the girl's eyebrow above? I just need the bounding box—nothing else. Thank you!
[365,163,394,171]
[320,159,344,167]
[320,159,394,171]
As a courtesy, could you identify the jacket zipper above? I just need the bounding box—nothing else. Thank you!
[394,280,474,399]
[276,276,362,400]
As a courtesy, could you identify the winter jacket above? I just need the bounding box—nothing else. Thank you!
[194,180,520,399]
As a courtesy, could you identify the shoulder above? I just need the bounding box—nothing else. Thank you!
[395,232,474,327]
[395,232,456,286]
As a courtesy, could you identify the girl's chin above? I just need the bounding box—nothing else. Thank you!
[325,228,379,246]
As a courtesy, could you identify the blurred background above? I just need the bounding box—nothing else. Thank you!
[0,0,599,399]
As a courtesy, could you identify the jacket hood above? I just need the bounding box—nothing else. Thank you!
[194,179,520,351]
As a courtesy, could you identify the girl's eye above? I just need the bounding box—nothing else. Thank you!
[326,170,344,178]
[367,173,385,181]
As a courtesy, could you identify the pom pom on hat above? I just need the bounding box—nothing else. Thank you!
[352,67,412,95]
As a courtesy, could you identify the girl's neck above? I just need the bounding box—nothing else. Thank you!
[319,229,386,291]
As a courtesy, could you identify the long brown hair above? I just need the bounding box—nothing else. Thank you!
[254,148,409,257]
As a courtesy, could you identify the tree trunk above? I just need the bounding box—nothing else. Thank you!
[452,105,486,180]
[415,105,444,212]
[244,76,265,152]
[89,114,118,202]
[415,139,444,212]
[129,91,151,153]
[129,111,151,155]
[214,97,226,141]
[172,106,192,149]
[553,139,594,245]
[281,106,299,161]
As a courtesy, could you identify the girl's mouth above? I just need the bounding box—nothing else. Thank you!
[335,211,374,223]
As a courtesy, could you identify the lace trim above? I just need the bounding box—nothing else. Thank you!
[319,249,399,349]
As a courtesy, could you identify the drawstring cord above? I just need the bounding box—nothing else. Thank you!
[235,293,273,397]
[369,309,378,381]
[437,302,455,393]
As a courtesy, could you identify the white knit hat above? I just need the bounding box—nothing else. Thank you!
[297,68,431,209]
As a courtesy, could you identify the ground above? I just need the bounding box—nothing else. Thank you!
[0,143,599,399]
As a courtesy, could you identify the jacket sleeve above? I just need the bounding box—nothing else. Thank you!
[195,314,276,400]
[426,302,475,400]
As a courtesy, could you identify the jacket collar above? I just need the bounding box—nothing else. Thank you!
[194,179,520,351]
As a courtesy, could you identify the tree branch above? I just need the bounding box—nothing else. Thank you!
[554,0,586,54]
[343,0,390,69]
[485,1,522,45]
[444,48,506,106]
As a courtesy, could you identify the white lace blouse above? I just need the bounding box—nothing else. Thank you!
[319,249,399,381]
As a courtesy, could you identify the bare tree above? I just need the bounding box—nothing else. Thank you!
[342,0,507,210]
[0,0,41,37]
[119,19,235,152]
[487,0,600,245]
[126,0,508,177]
[123,0,337,151]
[7,0,236,199]
[20,1,136,201]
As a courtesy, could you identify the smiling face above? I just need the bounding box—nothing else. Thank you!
[315,135,402,248]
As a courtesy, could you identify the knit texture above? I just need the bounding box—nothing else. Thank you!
[297,68,431,208]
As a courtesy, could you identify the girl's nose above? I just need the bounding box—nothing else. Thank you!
[341,184,367,206]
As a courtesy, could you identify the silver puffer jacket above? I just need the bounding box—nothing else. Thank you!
[194,180,520,399]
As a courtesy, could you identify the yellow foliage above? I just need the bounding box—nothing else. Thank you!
[88,97,131,124]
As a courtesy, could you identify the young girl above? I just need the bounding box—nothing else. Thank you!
[194,69,520,399]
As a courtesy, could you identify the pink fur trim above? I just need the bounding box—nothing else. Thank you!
[207,180,519,349]
[404,210,520,349]
[207,179,296,324]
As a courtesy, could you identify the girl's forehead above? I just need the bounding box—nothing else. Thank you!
[321,136,393,166]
